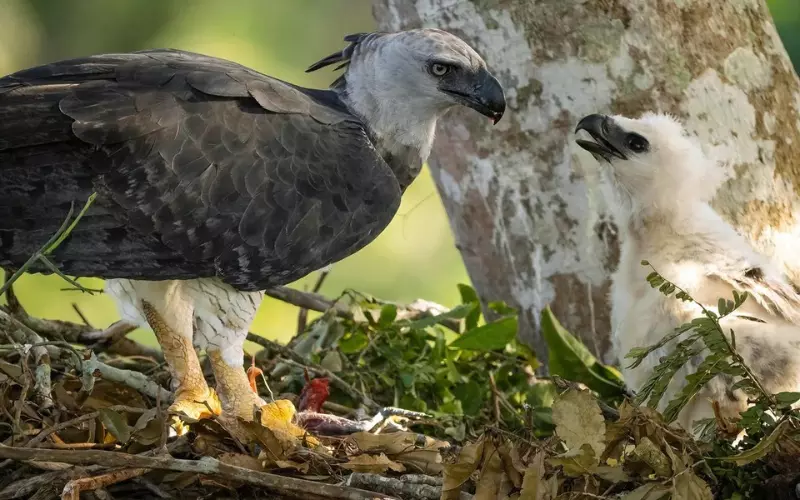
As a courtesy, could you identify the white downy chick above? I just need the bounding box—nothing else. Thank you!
[575,112,800,434]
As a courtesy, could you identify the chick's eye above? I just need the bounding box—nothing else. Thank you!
[625,133,649,153]
[430,63,451,77]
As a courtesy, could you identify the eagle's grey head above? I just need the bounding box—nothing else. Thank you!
[308,29,505,156]
[575,112,725,217]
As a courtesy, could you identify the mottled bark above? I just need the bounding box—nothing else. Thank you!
[373,0,800,370]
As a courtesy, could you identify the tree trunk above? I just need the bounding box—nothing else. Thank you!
[372,0,800,370]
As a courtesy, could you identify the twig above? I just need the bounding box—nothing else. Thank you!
[297,267,332,335]
[0,310,168,401]
[488,372,501,426]
[61,467,150,500]
[0,467,102,500]
[265,286,352,319]
[11,314,161,362]
[71,304,92,327]
[83,351,172,403]
[0,445,398,500]
[0,194,97,299]
[346,473,473,500]
[27,405,149,447]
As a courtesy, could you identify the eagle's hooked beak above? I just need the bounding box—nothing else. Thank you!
[574,114,628,162]
[441,67,506,124]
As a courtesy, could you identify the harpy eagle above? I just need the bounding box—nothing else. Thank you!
[0,29,505,425]
[575,113,800,433]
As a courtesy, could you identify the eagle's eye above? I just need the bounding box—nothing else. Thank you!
[625,133,649,153]
[429,62,452,77]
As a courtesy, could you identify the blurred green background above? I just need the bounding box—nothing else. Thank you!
[0,0,798,352]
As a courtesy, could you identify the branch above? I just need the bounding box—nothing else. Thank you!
[0,445,398,500]
[82,351,172,402]
[265,286,352,319]
[61,468,150,500]
[346,473,473,500]
[0,309,171,403]
[10,314,162,362]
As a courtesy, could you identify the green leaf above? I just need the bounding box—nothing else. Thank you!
[457,284,482,331]
[541,307,625,398]
[449,316,517,351]
[458,283,479,304]
[406,303,476,329]
[720,419,790,465]
[487,301,516,316]
[378,304,397,327]
[98,408,131,444]
[338,331,369,354]
[453,380,485,416]
[774,391,800,407]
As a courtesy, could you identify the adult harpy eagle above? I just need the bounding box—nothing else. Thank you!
[575,113,800,433]
[0,29,505,424]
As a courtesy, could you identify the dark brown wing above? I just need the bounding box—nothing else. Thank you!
[0,49,400,290]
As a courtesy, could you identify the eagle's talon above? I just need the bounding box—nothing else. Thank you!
[167,387,222,423]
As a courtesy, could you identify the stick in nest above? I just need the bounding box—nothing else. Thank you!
[0,445,398,500]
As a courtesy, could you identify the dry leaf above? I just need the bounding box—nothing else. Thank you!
[441,438,486,499]
[341,453,406,474]
[217,399,316,464]
[219,452,264,472]
[273,459,311,474]
[520,451,552,500]
[547,443,597,477]
[594,465,629,482]
[672,470,713,500]
[474,440,506,500]
[349,431,448,474]
[98,408,131,444]
[620,483,671,500]
[630,436,672,478]
[552,389,606,457]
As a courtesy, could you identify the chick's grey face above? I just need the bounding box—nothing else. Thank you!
[575,114,651,163]
[390,31,506,123]
[574,113,659,202]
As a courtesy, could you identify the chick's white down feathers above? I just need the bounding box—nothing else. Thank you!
[581,112,800,433]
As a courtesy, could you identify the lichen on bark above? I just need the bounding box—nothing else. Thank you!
[373,0,800,370]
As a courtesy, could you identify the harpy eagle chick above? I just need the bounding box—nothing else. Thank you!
[0,30,505,426]
[575,113,800,433]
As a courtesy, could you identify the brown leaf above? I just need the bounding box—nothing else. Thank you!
[552,389,606,457]
[497,441,522,488]
[341,453,406,474]
[349,431,448,474]
[273,459,311,474]
[474,440,506,500]
[519,451,553,500]
[629,436,672,478]
[441,437,486,499]
[620,483,671,500]
[131,409,163,446]
[547,443,597,477]
[218,452,265,472]
[98,408,131,444]
[672,470,713,500]
[594,465,629,483]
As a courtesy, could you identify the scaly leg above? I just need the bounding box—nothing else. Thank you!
[106,279,220,421]
[207,348,266,419]
[186,279,266,420]
[143,300,221,420]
